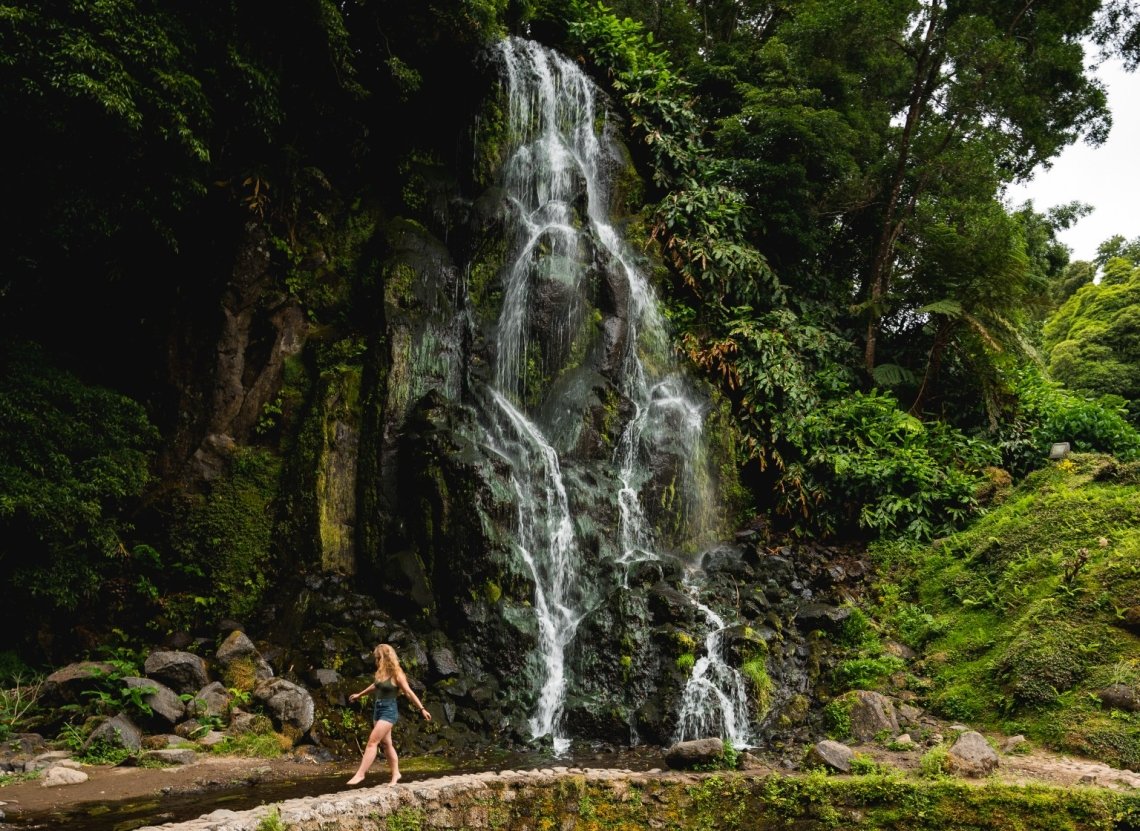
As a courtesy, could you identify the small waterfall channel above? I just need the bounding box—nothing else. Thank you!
[674,567,753,748]
[480,37,740,752]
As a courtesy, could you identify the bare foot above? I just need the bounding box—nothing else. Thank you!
[388,772,402,786]
[346,775,365,786]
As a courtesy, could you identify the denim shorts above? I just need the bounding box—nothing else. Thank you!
[372,698,398,724]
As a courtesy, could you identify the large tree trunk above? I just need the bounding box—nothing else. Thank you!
[864,1,944,377]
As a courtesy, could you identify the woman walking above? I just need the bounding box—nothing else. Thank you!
[347,643,431,785]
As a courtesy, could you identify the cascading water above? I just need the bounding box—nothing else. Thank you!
[483,39,601,753]
[494,38,598,402]
[481,36,733,752]
[484,389,584,753]
[673,567,753,748]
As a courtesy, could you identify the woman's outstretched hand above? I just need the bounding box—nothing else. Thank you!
[421,707,432,721]
[349,692,361,702]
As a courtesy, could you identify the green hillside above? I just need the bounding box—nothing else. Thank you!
[868,454,1140,767]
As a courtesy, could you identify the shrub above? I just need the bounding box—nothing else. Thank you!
[256,806,286,831]
[784,391,998,540]
[741,656,774,718]
[833,656,905,691]
[849,753,885,775]
[836,607,878,649]
[893,604,947,650]
[919,745,950,778]
[0,341,157,624]
[997,366,1140,476]
[823,698,853,741]
[994,627,1090,709]
[212,732,287,758]
[0,674,42,742]
[166,447,281,627]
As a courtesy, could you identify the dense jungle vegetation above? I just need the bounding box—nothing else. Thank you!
[1,0,1139,717]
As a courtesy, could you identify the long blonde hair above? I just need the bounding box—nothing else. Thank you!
[373,643,404,683]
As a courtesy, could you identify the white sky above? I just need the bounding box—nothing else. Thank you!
[1005,55,1140,262]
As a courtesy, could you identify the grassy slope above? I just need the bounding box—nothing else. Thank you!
[866,454,1140,768]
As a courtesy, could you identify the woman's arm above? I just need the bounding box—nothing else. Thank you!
[348,681,376,703]
[397,673,432,721]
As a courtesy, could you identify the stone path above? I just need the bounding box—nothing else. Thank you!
[134,767,682,831]
[132,754,1140,831]
[1002,751,1140,790]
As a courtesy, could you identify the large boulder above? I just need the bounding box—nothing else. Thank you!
[142,748,198,766]
[215,631,273,685]
[310,668,342,688]
[1098,683,1140,712]
[41,766,89,787]
[42,662,114,703]
[664,738,726,770]
[253,678,315,734]
[648,583,697,626]
[806,740,855,773]
[842,690,900,742]
[25,751,72,772]
[947,730,999,777]
[85,714,143,753]
[794,604,851,634]
[144,651,209,695]
[122,677,185,726]
[0,734,46,773]
[227,710,274,736]
[188,682,232,721]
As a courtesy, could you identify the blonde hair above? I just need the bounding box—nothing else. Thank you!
[373,643,404,683]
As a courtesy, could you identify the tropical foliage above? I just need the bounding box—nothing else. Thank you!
[0,342,157,639]
[0,0,1138,656]
[1044,241,1140,425]
[868,454,1140,768]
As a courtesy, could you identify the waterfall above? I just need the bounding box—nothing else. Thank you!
[482,36,728,752]
[484,389,584,753]
[495,38,598,402]
[673,569,753,748]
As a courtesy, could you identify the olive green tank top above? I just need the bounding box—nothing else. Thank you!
[375,677,399,700]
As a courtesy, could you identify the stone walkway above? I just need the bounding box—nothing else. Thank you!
[132,755,1140,831]
[135,766,678,831]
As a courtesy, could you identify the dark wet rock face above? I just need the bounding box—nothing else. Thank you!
[54,40,877,766]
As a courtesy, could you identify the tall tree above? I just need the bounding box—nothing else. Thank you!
[856,0,1109,378]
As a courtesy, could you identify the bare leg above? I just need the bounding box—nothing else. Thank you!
[382,732,401,785]
[347,719,394,785]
